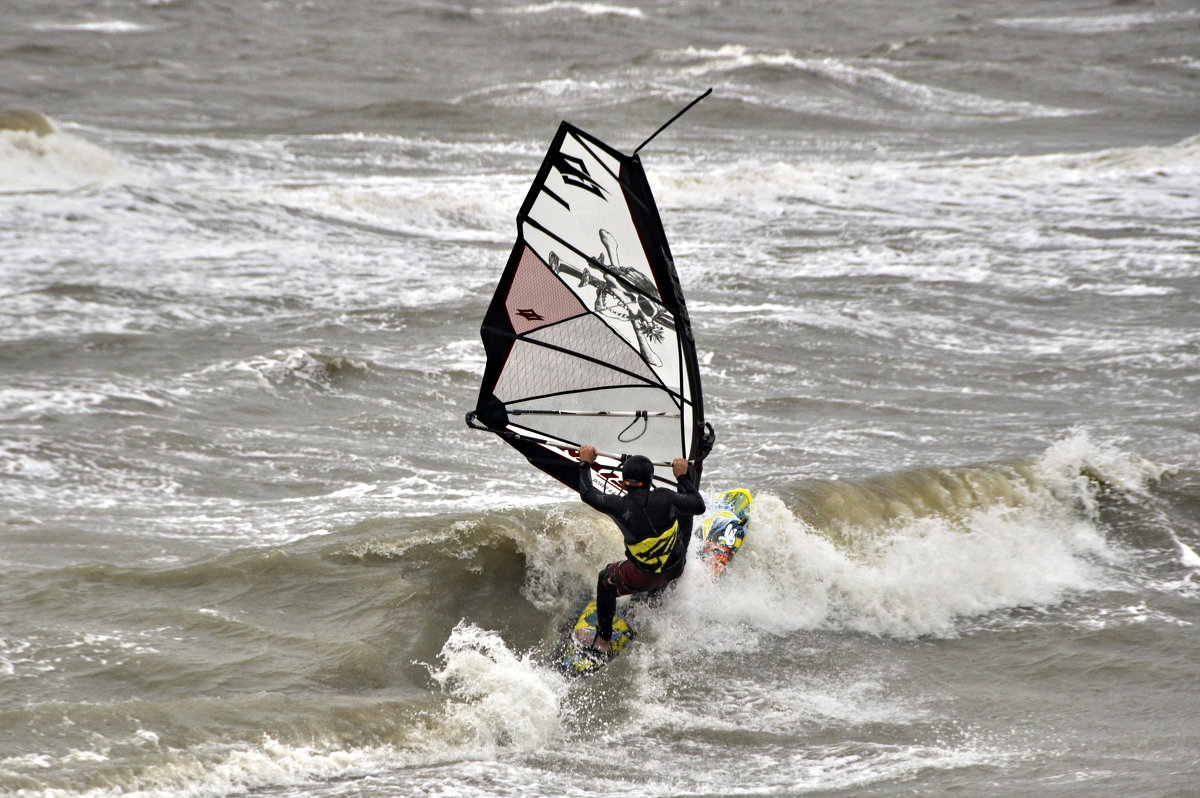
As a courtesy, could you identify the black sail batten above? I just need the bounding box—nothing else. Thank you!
[481,326,668,392]
[496,384,687,410]
[469,120,709,494]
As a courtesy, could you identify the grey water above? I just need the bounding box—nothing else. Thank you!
[2,1,1198,796]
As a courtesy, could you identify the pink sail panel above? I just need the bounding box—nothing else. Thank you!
[504,245,587,335]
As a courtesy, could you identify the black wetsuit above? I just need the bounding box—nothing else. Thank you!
[577,463,705,641]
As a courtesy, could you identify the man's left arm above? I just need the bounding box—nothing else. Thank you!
[671,458,706,514]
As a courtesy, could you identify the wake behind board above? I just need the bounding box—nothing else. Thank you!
[556,488,753,677]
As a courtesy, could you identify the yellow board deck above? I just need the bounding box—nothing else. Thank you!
[557,600,634,676]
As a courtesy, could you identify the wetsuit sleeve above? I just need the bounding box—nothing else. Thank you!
[577,462,624,515]
[670,469,706,514]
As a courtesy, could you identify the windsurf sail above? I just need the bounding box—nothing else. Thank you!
[467,112,713,494]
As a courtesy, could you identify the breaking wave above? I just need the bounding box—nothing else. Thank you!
[659,45,1081,121]
[0,110,135,191]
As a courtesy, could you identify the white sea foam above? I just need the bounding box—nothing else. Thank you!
[995,9,1200,34]
[642,660,920,734]
[0,383,172,423]
[416,623,1011,797]
[427,623,568,753]
[0,124,136,192]
[1177,543,1200,570]
[132,129,522,242]
[661,45,1080,119]
[235,176,517,244]
[0,734,408,798]
[655,135,1200,214]
[504,2,644,18]
[0,441,61,481]
[750,495,1104,638]
[0,637,54,679]
[649,135,1200,307]
[1034,428,1169,508]
[0,281,240,343]
[30,19,154,33]
[0,726,1001,798]
[652,432,1151,643]
[454,77,634,112]
[211,348,370,391]
[436,339,487,374]
[1155,55,1200,72]
[0,627,165,684]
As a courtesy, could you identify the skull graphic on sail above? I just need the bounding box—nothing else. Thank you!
[548,229,671,367]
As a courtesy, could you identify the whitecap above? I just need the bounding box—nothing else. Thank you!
[30,19,153,33]
[0,121,137,192]
[503,2,644,18]
[426,622,569,752]
[995,9,1200,34]
[659,45,1081,120]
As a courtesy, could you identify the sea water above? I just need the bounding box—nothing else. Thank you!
[1,1,1197,796]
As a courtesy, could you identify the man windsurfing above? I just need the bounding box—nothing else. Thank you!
[576,444,705,654]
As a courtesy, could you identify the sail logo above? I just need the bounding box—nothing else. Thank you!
[514,308,544,321]
[553,153,607,201]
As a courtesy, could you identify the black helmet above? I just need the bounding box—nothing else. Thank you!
[621,455,654,485]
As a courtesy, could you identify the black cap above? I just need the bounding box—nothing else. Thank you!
[621,455,654,485]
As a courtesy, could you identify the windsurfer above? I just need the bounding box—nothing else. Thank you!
[576,444,705,654]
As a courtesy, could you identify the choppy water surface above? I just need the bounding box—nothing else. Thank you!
[2,1,1198,796]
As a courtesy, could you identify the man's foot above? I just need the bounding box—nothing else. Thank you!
[591,633,612,655]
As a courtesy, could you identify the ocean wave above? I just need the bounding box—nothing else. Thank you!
[655,133,1200,208]
[223,173,517,245]
[0,379,182,423]
[932,134,1200,185]
[427,623,569,751]
[682,431,1169,640]
[502,1,644,18]
[995,9,1200,34]
[0,728,416,798]
[324,429,1172,646]
[0,281,236,343]
[204,348,374,392]
[452,77,655,114]
[28,19,155,33]
[1154,55,1200,72]
[650,135,1199,297]
[1,430,1183,796]
[6,126,516,251]
[0,111,136,192]
[658,45,1080,121]
[425,622,1013,795]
